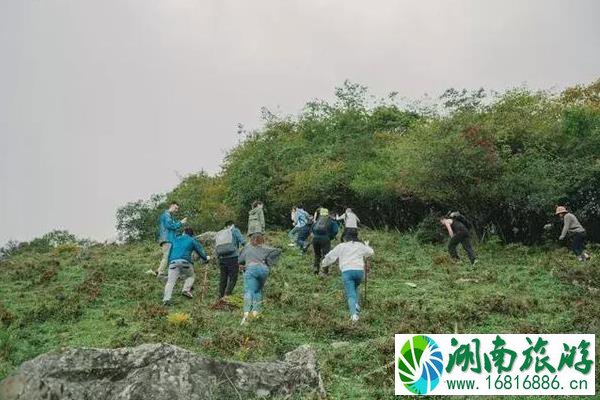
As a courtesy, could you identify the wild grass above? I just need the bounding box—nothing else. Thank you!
[0,230,598,399]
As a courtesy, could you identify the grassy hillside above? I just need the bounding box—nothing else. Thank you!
[1,230,598,399]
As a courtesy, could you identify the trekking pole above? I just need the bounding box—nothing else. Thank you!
[201,261,209,302]
[364,259,369,307]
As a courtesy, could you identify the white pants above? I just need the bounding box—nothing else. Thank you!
[157,242,172,275]
[162,262,195,302]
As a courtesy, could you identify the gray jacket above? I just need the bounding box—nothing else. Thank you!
[238,244,281,268]
[560,213,585,240]
[247,205,266,235]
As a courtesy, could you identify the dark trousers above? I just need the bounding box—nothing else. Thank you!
[448,233,476,264]
[313,239,331,273]
[571,232,587,256]
[342,227,358,242]
[218,256,239,298]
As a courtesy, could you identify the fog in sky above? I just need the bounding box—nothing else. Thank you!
[1,0,599,244]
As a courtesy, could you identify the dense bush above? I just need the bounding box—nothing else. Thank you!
[116,79,600,244]
[1,230,86,257]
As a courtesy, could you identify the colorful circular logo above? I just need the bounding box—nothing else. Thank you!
[397,335,444,395]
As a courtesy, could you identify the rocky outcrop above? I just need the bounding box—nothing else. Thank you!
[0,343,325,400]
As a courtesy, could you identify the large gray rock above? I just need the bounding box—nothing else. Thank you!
[0,343,325,400]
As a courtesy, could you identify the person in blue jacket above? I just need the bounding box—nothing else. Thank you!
[162,228,209,305]
[155,202,187,277]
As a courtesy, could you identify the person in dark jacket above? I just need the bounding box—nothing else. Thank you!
[214,221,246,298]
[311,208,339,275]
[440,212,476,265]
[162,228,208,305]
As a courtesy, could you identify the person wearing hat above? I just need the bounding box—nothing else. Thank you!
[311,208,339,275]
[556,206,590,261]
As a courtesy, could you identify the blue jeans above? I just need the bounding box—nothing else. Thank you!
[243,265,269,312]
[295,225,310,251]
[342,270,364,316]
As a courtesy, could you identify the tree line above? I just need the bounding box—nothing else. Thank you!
[116,79,600,245]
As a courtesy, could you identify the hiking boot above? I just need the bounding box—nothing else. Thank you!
[162,300,172,307]
[350,314,359,323]
[240,312,249,326]
[145,269,157,276]
[182,291,193,299]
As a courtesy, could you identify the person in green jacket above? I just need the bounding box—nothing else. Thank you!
[247,201,265,237]
[556,206,591,262]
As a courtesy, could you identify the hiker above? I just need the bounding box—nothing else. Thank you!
[238,233,282,325]
[155,202,187,277]
[162,228,209,306]
[321,230,374,322]
[440,211,477,265]
[214,221,246,298]
[336,208,360,242]
[556,206,591,262]
[312,208,339,275]
[247,201,265,238]
[293,204,311,254]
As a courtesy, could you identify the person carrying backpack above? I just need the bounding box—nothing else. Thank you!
[214,221,246,299]
[337,207,360,242]
[154,202,187,277]
[312,208,339,275]
[321,230,374,322]
[247,201,265,237]
[440,211,477,265]
[238,233,281,325]
[556,206,591,262]
[162,228,209,306]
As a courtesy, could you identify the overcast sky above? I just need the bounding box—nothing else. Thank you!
[1,0,599,244]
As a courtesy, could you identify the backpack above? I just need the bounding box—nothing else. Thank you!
[215,227,237,257]
[313,216,329,236]
[451,212,471,229]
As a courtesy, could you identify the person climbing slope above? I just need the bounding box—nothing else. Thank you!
[440,211,477,265]
[336,207,360,242]
[214,220,246,299]
[293,204,311,254]
[238,233,281,325]
[155,202,187,277]
[556,206,591,262]
[162,228,208,306]
[321,230,373,323]
[311,208,339,275]
[247,201,266,238]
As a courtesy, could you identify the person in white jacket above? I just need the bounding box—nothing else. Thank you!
[320,230,374,322]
